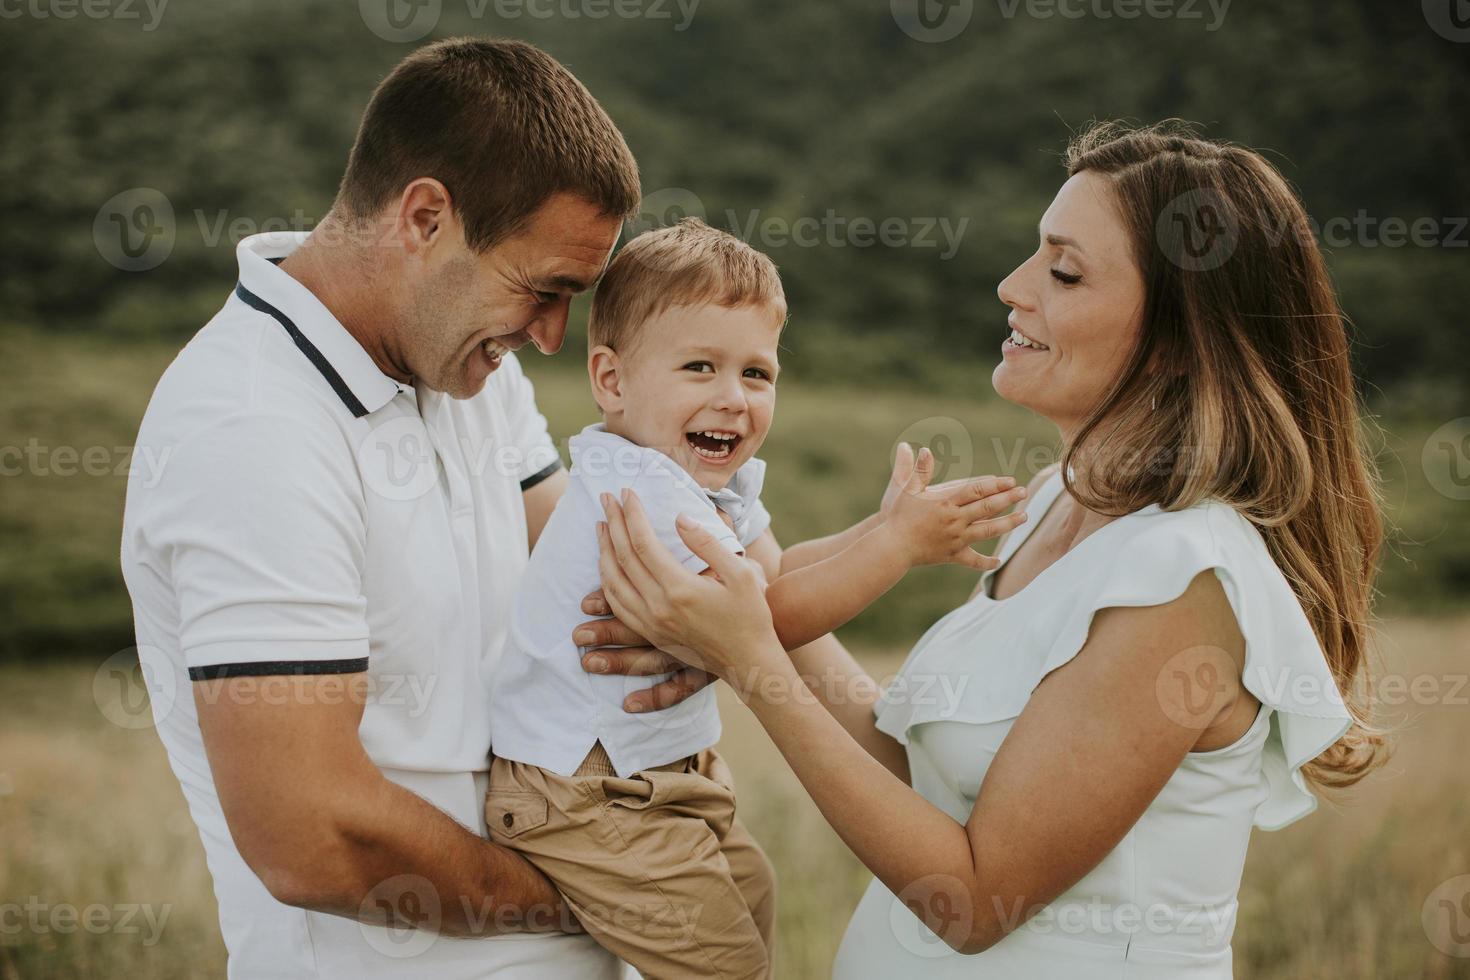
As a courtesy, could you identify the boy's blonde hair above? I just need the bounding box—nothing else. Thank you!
[588,218,786,353]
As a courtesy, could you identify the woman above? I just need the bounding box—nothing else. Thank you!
[588,121,1385,978]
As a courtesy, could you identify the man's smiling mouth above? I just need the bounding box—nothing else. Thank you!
[686,430,741,461]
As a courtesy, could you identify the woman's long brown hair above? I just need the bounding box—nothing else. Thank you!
[1063,120,1386,789]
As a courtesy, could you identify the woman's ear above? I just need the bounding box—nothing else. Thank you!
[588,345,623,414]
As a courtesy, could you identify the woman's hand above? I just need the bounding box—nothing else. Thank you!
[595,490,786,689]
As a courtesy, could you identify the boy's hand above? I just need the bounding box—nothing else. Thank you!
[879,444,1028,570]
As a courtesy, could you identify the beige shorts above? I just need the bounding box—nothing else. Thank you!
[487,743,776,980]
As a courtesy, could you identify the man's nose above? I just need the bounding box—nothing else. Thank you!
[527,299,570,355]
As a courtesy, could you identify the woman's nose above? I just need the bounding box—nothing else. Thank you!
[997,264,1032,311]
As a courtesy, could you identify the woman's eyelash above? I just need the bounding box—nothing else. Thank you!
[1050,268,1082,285]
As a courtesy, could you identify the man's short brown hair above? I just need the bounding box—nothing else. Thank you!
[589,218,787,353]
[336,37,641,251]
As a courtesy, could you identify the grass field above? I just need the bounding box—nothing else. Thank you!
[3,617,1469,978]
[2,327,1468,977]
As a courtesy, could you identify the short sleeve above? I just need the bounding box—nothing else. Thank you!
[736,496,772,547]
[151,411,371,679]
[1038,503,1354,831]
[490,352,562,490]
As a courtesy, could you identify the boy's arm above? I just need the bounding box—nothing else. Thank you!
[777,513,884,575]
[765,458,1028,651]
[777,444,998,576]
[764,521,914,650]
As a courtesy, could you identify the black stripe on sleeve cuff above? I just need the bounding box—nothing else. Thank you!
[519,459,563,492]
[188,658,369,681]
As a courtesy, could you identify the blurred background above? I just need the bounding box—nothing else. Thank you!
[1,0,1467,977]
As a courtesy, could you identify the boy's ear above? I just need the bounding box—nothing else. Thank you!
[588,345,623,414]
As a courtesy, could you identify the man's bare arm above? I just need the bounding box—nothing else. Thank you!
[196,672,571,936]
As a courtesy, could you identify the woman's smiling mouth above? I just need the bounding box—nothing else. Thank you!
[1004,326,1050,351]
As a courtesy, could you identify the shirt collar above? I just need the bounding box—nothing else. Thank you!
[570,423,766,521]
[235,231,404,417]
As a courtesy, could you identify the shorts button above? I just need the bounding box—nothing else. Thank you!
[503,812,515,828]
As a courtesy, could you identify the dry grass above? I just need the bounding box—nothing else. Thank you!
[2,616,1468,978]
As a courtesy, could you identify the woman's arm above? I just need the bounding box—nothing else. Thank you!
[746,531,909,780]
[595,494,1248,955]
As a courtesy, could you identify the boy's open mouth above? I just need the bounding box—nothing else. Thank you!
[686,430,741,461]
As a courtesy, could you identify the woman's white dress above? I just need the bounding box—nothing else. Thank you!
[833,472,1353,979]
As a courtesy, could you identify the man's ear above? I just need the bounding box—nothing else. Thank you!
[392,177,455,259]
[588,345,624,414]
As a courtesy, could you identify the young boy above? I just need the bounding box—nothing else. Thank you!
[487,219,1019,979]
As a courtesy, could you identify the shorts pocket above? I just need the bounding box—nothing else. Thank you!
[487,790,549,839]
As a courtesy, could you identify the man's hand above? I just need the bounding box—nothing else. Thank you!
[574,590,716,713]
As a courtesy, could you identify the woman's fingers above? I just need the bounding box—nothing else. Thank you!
[595,522,658,639]
[622,667,715,713]
[581,646,683,677]
[600,493,663,598]
[673,513,746,582]
[620,490,705,581]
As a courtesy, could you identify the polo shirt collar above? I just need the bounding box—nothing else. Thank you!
[571,423,766,523]
[235,231,404,417]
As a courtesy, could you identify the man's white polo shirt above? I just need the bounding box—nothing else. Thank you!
[120,232,621,979]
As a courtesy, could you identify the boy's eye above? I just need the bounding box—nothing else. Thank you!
[743,367,771,381]
[682,361,714,373]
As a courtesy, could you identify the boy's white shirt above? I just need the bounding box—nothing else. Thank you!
[489,423,771,778]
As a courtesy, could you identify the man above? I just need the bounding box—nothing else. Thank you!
[121,37,651,978]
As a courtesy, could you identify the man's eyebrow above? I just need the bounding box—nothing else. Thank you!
[536,273,597,294]
[1042,230,1085,254]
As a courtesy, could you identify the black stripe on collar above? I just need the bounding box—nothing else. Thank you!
[235,282,371,418]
